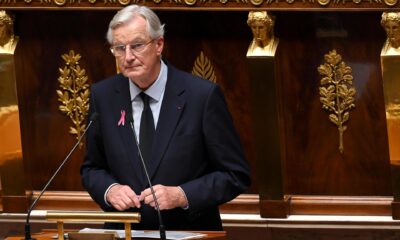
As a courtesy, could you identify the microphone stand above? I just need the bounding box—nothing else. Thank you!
[25,113,99,240]
[128,118,166,240]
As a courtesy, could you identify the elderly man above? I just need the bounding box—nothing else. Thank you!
[81,4,251,231]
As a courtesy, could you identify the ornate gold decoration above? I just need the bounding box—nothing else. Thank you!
[250,0,263,5]
[317,0,330,5]
[0,0,397,7]
[0,11,18,54]
[246,11,278,57]
[318,49,356,154]
[118,0,130,5]
[192,51,217,83]
[56,50,90,148]
[384,0,398,5]
[54,0,67,5]
[184,0,197,5]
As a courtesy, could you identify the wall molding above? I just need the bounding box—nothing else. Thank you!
[16,191,393,217]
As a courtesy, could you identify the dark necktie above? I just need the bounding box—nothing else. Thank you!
[139,92,155,163]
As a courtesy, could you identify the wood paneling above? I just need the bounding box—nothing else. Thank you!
[14,11,117,192]
[20,191,393,216]
[1,9,394,216]
[274,12,392,196]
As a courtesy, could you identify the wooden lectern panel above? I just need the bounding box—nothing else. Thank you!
[6,230,227,240]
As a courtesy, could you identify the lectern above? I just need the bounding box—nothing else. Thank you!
[6,230,227,240]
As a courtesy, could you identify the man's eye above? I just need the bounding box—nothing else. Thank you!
[131,43,144,50]
[115,46,125,51]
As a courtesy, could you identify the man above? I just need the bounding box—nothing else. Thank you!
[81,5,251,231]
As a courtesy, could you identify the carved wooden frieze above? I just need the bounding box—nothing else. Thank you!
[0,0,397,9]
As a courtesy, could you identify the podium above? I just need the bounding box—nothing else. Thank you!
[5,230,227,240]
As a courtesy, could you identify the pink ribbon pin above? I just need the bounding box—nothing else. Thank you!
[118,110,126,126]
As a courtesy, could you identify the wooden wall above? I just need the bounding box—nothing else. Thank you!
[0,7,396,218]
[275,11,391,196]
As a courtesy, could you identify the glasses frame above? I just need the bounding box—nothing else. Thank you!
[110,39,154,57]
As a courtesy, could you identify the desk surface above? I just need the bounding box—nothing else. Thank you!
[6,230,227,240]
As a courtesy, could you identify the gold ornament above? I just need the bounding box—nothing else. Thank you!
[384,0,398,6]
[250,0,263,5]
[54,0,66,5]
[317,0,330,5]
[57,50,90,148]
[318,49,356,154]
[118,0,130,5]
[184,0,197,5]
[192,51,217,83]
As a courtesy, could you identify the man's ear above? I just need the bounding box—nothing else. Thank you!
[155,37,164,56]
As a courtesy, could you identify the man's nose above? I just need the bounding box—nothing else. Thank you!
[124,48,136,61]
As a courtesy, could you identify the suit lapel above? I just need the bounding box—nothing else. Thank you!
[113,75,144,188]
[147,67,186,181]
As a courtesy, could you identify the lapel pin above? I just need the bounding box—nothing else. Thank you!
[118,110,126,126]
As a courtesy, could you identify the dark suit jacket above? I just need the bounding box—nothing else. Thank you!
[81,63,250,231]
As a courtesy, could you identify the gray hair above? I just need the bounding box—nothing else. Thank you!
[106,5,165,44]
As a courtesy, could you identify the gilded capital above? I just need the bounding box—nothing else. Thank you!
[0,11,18,54]
[246,11,278,57]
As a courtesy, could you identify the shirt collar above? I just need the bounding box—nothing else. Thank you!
[129,60,168,102]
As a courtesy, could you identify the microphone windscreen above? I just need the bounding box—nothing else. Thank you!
[90,112,100,122]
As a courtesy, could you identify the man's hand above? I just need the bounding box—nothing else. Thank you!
[106,184,141,211]
[139,185,188,210]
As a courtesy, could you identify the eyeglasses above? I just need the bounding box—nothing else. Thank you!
[110,39,154,57]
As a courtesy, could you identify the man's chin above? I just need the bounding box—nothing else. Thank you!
[122,70,142,79]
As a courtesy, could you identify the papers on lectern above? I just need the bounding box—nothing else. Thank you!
[79,228,206,239]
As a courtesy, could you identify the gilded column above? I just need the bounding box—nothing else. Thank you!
[380,11,400,219]
[246,11,287,218]
[0,10,27,212]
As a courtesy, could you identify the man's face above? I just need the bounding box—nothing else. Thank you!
[250,20,269,43]
[384,19,400,48]
[111,16,164,89]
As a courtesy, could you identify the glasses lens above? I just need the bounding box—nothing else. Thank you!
[111,40,153,56]
[131,43,146,53]
[114,45,126,56]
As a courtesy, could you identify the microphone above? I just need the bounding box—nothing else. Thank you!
[25,112,99,240]
[126,114,166,240]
